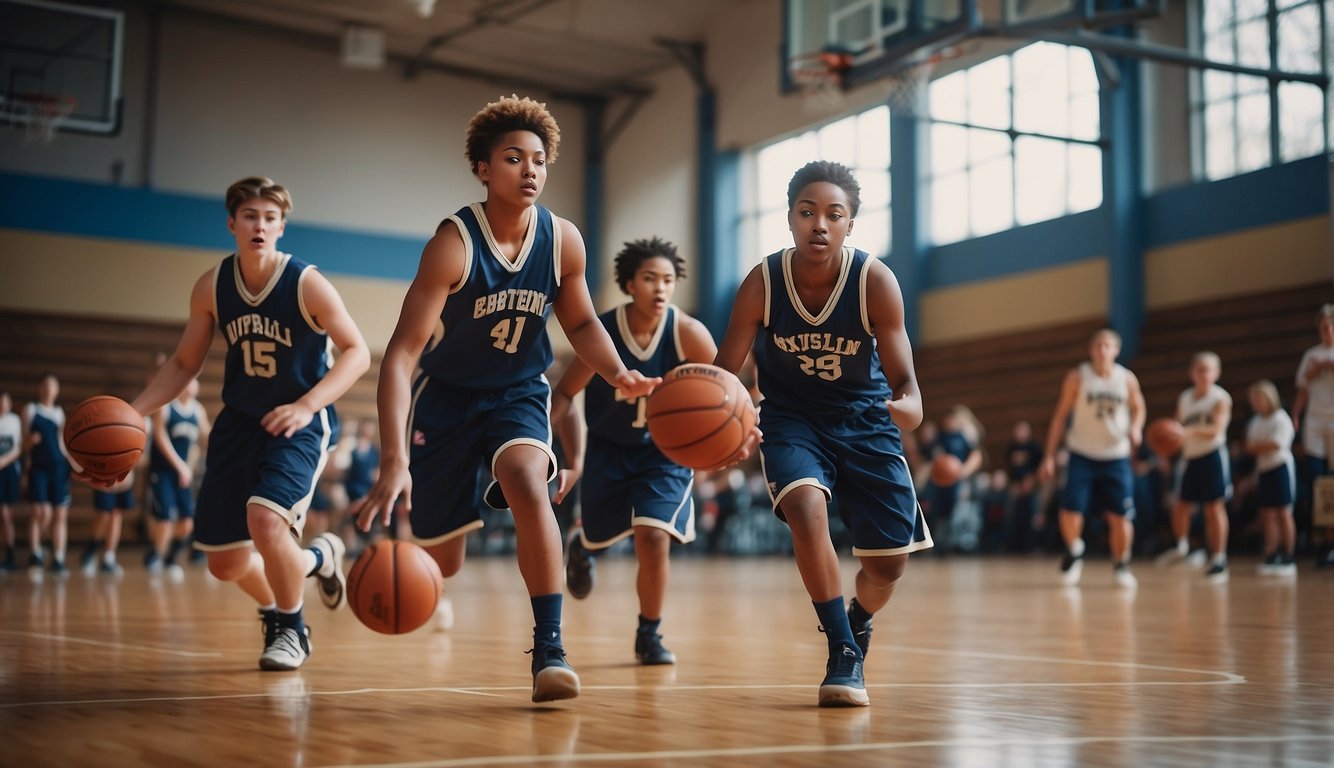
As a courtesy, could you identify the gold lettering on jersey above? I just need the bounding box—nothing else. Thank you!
[472,288,550,320]
[771,333,862,357]
[223,314,294,348]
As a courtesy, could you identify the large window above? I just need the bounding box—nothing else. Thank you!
[1197,0,1329,181]
[927,42,1104,245]
[740,105,891,279]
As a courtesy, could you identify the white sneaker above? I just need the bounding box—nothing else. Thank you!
[1060,555,1084,586]
[311,533,347,610]
[166,563,186,582]
[1185,549,1208,568]
[259,625,311,671]
[1113,564,1138,589]
[434,596,454,632]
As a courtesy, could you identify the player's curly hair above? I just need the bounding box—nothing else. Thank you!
[225,177,292,218]
[613,237,686,293]
[465,95,561,176]
[786,160,861,217]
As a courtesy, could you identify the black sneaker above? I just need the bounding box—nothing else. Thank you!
[819,642,869,708]
[564,529,594,600]
[1060,552,1084,586]
[1258,552,1282,575]
[528,642,580,702]
[635,631,676,665]
[1205,561,1229,583]
[848,604,873,659]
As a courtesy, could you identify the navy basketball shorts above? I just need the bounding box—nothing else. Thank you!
[1060,452,1136,518]
[27,464,70,506]
[151,470,195,522]
[195,406,336,551]
[344,480,371,503]
[408,374,557,546]
[92,488,135,513]
[1256,461,1295,508]
[0,463,20,504]
[1176,446,1231,504]
[759,404,932,556]
[578,436,694,550]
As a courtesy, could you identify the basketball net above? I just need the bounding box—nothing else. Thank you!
[883,58,936,117]
[790,51,854,114]
[16,95,77,144]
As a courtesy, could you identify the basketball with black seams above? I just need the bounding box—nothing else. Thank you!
[64,396,146,482]
[347,540,443,635]
[646,364,757,470]
[1146,418,1185,458]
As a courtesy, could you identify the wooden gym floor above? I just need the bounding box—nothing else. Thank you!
[1,554,1331,767]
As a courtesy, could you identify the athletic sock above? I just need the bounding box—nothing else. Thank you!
[848,597,873,625]
[814,596,860,658]
[532,593,563,646]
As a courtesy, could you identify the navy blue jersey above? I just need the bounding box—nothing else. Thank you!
[150,400,202,473]
[23,403,67,470]
[419,203,561,390]
[216,253,333,418]
[753,247,893,420]
[585,304,686,445]
[937,430,973,463]
[345,442,378,496]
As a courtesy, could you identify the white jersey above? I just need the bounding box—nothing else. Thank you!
[0,412,20,459]
[1246,409,1294,473]
[1296,344,1334,419]
[1177,384,1232,460]
[1066,362,1132,460]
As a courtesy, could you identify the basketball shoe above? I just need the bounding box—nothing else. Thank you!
[819,643,869,708]
[564,528,594,600]
[1060,552,1084,586]
[634,630,676,665]
[1112,562,1137,589]
[529,642,580,702]
[847,598,874,658]
[310,532,346,610]
[259,614,311,672]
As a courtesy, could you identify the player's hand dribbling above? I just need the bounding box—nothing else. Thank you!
[613,370,659,400]
[701,424,763,472]
[261,401,315,438]
[71,467,130,490]
[359,458,411,532]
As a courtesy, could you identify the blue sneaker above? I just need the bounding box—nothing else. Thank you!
[819,643,869,708]
[528,642,580,702]
[564,529,594,600]
[635,631,676,665]
[848,600,873,659]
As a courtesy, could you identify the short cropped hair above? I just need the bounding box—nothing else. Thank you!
[1248,379,1281,412]
[225,177,292,219]
[1091,328,1122,347]
[614,237,686,293]
[1318,304,1334,323]
[465,95,561,176]
[1192,351,1221,370]
[786,160,861,216]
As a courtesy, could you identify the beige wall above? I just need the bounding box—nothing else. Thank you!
[1145,215,1332,309]
[918,258,1109,345]
[0,228,406,353]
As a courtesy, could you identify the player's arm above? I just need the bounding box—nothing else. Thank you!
[550,359,595,505]
[131,272,216,419]
[1126,371,1146,449]
[358,225,465,532]
[865,259,923,433]
[260,271,371,438]
[712,266,764,375]
[552,218,658,400]
[196,405,212,453]
[1039,368,1080,482]
[676,311,719,364]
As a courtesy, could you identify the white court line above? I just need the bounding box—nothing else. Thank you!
[0,629,222,658]
[893,644,1247,684]
[0,686,509,710]
[314,734,1334,768]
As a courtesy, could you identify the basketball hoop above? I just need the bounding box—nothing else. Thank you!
[789,51,855,114]
[882,45,968,118]
[12,94,78,144]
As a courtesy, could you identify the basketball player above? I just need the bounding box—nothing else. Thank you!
[24,373,71,575]
[1161,352,1233,582]
[1293,304,1334,566]
[712,160,929,708]
[83,471,136,577]
[355,96,658,703]
[342,420,380,546]
[0,392,21,572]
[146,377,210,576]
[109,176,368,671]
[1246,380,1296,576]
[926,405,983,553]
[551,237,717,665]
[1038,329,1146,589]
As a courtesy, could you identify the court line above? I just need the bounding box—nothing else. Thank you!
[892,644,1248,684]
[0,686,508,710]
[313,734,1334,768]
[0,629,223,658]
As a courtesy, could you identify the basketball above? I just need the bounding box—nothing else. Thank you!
[646,364,757,470]
[930,453,963,486]
[63,395,146,481]
[347,540,443,635]
[1146,418,1185,457]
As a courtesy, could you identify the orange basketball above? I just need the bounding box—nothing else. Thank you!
[347,540,443,635]
[646,364,757,470]
[1146,418,1185,457]
[930,453,963,486]
[63,396,146,481]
